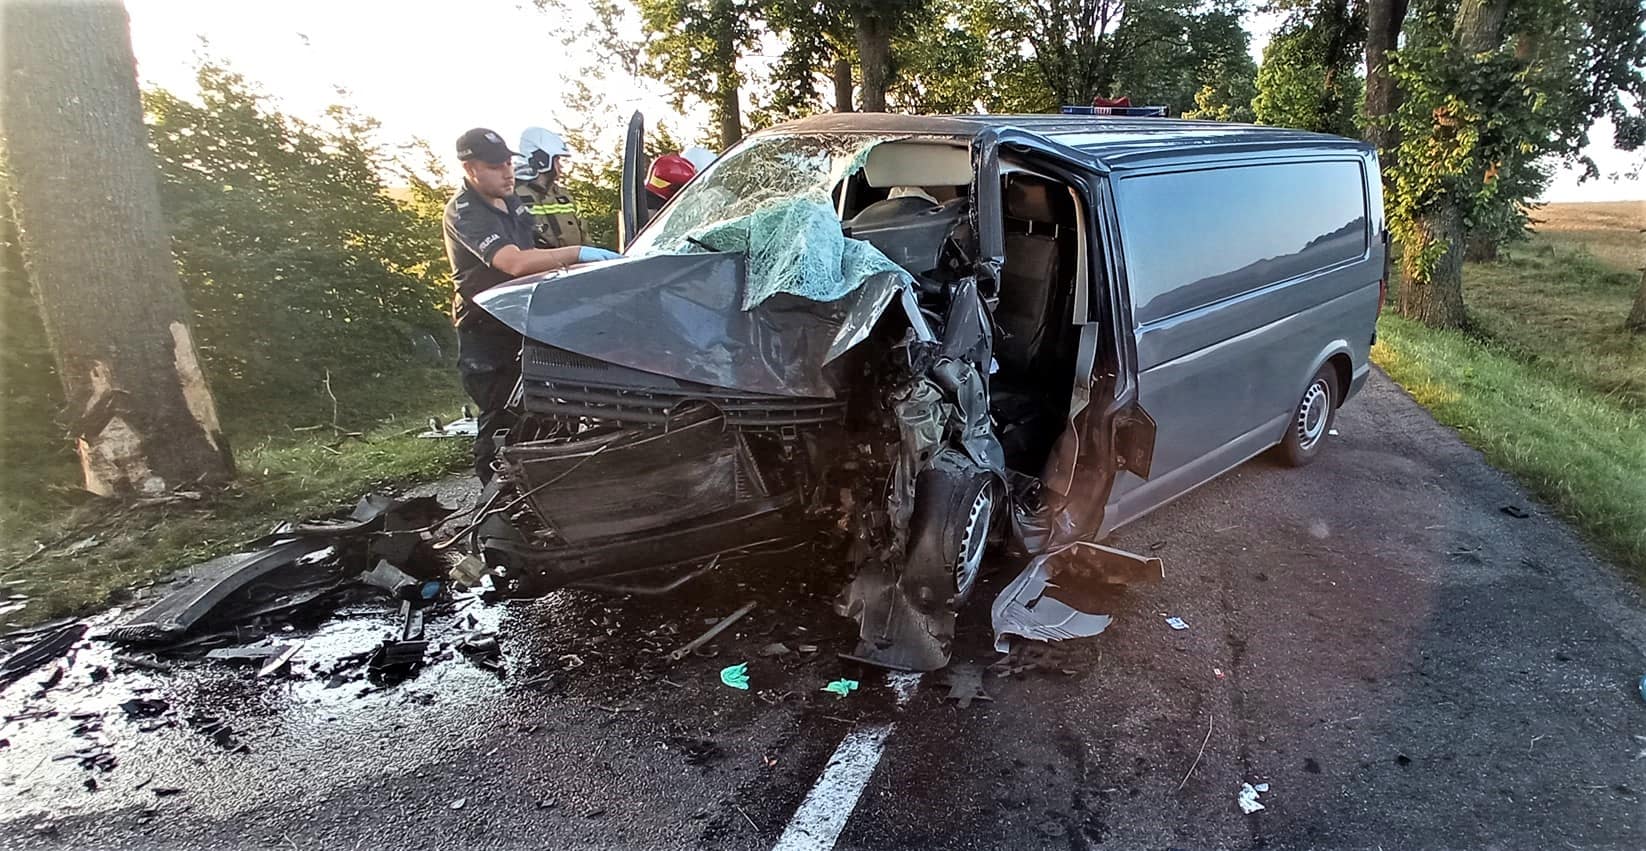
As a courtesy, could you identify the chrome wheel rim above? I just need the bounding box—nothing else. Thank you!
[954,486,994,600]
[1296,378,1331,451]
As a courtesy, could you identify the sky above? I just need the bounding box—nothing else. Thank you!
[125,0,1641,202]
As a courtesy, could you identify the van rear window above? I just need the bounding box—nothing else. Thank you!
[1116,160,1368,324]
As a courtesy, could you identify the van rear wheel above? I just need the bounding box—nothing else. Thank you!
[1277,365,1338,467]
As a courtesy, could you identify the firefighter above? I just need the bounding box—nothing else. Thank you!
[643,152,697,216]
[513,127,587,249]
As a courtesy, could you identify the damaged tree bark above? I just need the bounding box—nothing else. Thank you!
[1,0,233,494]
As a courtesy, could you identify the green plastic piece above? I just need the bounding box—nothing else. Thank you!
[720,663,750,690]
[821,678,859,698]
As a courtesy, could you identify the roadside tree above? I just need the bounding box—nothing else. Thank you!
[1,0,233,495]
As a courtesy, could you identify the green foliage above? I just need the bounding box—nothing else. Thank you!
[1252,20,1364,134]
[1111,1,1256,117]
[636,0,759,141]
[961,0,1256,114]
[0,170,72,485]
[143,65,452,415]
[1386,0,1646,283]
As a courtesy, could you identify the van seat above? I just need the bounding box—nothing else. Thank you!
[995,180,1062,376]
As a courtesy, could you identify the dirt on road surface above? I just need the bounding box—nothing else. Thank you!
[2,371,1643,850]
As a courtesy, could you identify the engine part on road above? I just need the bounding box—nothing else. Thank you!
[668,600,757,662]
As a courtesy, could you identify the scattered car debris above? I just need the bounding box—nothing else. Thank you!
[1238,782,1270,814]
[0,622,87,693]
[820,679,859,698]
[368,599,431,678]
[1638,673,1645,703]
[451,797,467,810]
[420,411,479,439]
[119,697,169,718]
[1165,616,1189,631]
[720,663,751,691]
[942,664,992,708]
[256,643,303,677]
[668,601,756,662]
[1501,505,1531,519]
[102,494,453,646]
[187,715,249,752]
[992,541,1163,652]
[204,643,290,665]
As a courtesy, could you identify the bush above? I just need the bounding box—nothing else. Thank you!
[143,66,454,419]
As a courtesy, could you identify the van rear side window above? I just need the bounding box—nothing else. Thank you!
[1116,161,1368,325]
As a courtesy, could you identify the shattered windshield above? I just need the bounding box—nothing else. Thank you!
[626,133,891,257]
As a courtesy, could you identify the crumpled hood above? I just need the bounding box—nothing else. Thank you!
[475,252,903,399]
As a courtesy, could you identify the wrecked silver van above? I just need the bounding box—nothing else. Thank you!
[471,113,1385,671]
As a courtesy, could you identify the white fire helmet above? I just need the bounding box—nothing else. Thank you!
[680,146,716,172]
[515,127,570,180]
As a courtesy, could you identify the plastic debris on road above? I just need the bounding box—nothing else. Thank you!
[1165,616,1189,631]
[720,663,751,690]
[1638,673,1645,703]
[820,678,859,698]
[943,664,992,708]
[1238,782,1270,814]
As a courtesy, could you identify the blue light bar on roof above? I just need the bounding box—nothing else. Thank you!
[1060,105,1168,117]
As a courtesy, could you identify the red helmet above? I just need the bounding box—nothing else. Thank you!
[646,153,696,201]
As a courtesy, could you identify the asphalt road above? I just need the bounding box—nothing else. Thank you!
[2,371,1643,850]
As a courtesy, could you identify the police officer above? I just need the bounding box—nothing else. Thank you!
[443,127,618,483]
[513,127,587,249]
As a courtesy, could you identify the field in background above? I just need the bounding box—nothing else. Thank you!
[1527,200,1644,273]
[1374,200,1646,574]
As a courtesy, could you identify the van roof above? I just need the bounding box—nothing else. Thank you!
[762,113,1371,170]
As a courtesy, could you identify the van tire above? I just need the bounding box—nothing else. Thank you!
[1277,365,1339,467]
[907,454,999,606]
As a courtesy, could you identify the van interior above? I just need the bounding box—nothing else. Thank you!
[835,141,1094,482]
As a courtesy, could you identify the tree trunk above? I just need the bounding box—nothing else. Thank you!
[1396,0,1509,330]
[0,0,233,495]
[1454,0,1509,53]
[833,57,855,112]
[711,0,743,148]
[855,12,891,112]
[1627,268,1646,335]
[1399,202,1468,328]
[1364,0,1408,163]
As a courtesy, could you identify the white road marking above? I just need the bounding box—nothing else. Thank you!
[770,673,923,851]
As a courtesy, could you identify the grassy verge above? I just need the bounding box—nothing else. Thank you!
[0,365,471,627]
[1372,213,1646,575]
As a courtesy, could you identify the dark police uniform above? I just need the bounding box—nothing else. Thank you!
[442,181,537,483]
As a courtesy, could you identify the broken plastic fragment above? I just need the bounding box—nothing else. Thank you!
[943,665,992,708]
[720,663,750,691]
[1165,616,1189,631]
[990,554,1112,651]
[1237,782,1267,814]
[820,679,858,698]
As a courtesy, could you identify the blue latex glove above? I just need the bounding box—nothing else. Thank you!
[577,246,621,263]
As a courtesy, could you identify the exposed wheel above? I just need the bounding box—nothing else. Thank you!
[1276,364,1339,467]
[908,456,999,605]
[953,480,996,601]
